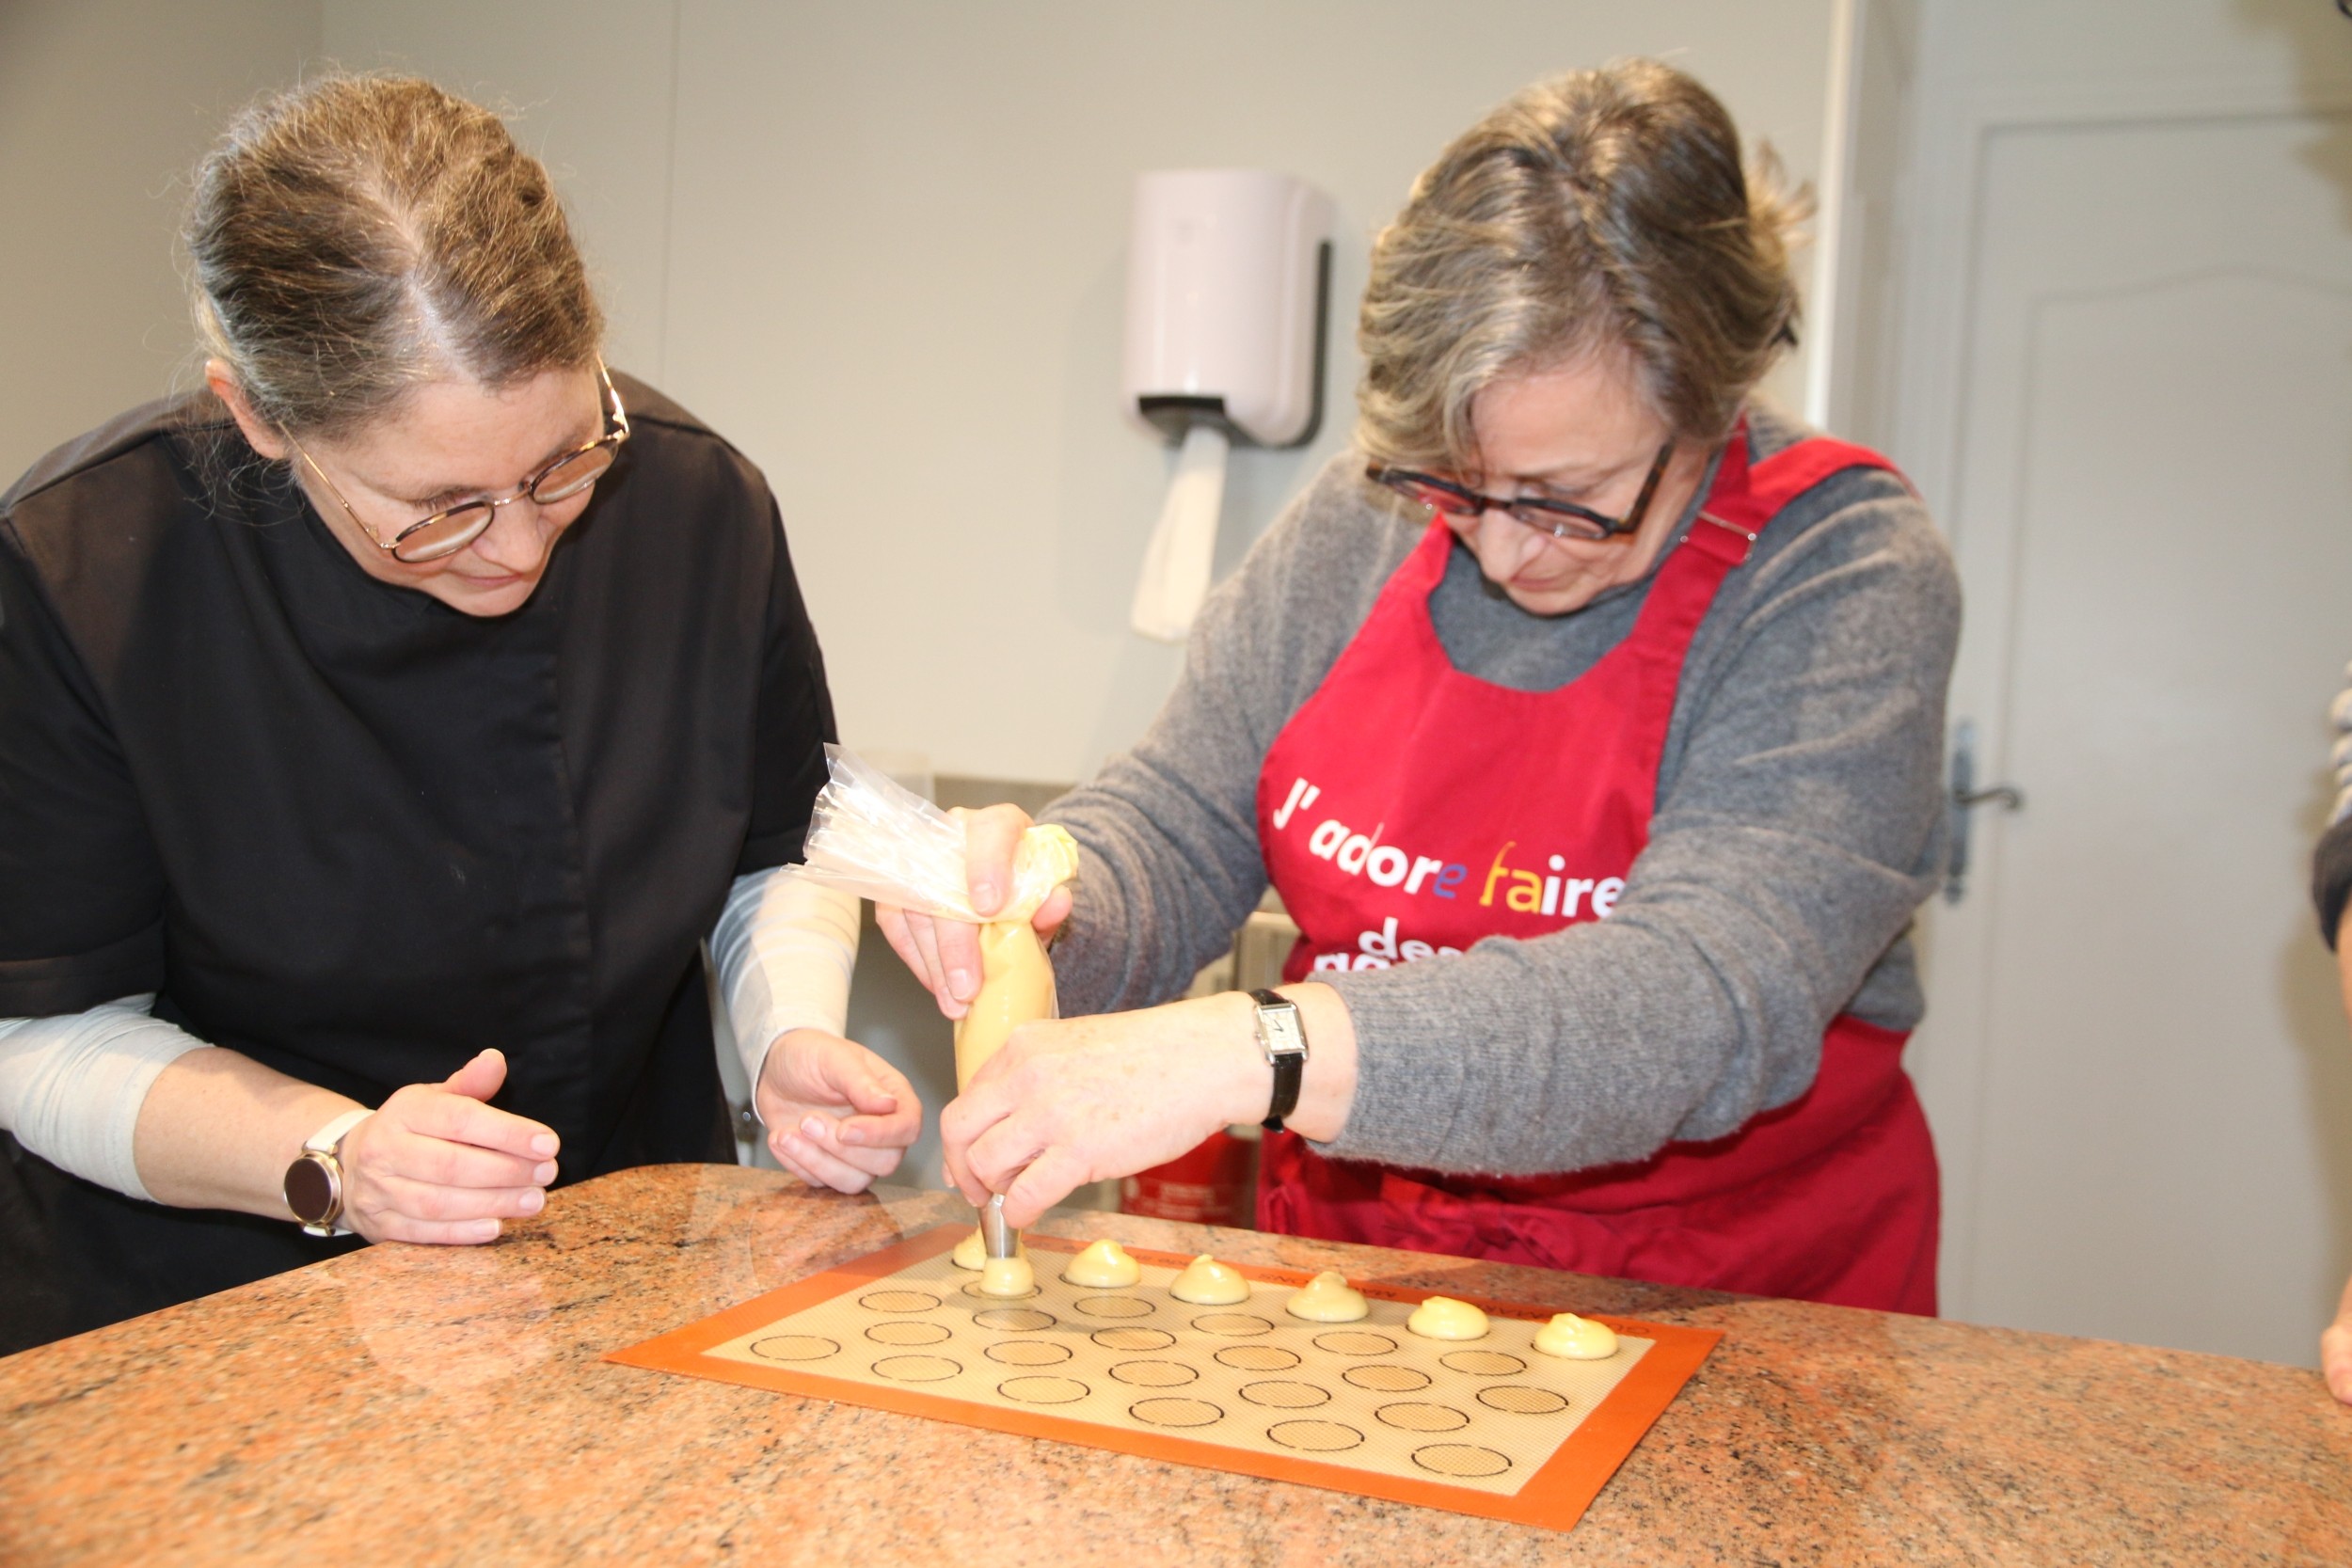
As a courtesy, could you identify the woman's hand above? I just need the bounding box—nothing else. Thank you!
[336,1049,560,1244]
[875,804,1073,1019]
[939,994,1266,1228]
[755,1028,920,1193]
[2328,1271,2352,1405]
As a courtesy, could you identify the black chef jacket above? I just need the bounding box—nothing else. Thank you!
[0,374,834,1338]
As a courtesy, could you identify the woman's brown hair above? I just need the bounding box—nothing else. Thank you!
[1356,58,1808,471]
[184,73,602,439]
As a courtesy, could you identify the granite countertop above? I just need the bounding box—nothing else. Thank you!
[2,1164,2346,1565]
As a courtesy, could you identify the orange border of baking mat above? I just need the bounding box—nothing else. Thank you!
[606,1225,1720,1534]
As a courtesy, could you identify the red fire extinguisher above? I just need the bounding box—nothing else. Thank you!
[1121,1126,1259,1227]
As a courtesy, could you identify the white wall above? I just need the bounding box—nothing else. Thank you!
[318,0,1838,783]
[0,0,322,485]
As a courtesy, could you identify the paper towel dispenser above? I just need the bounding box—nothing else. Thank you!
[1122,169,1334,448]
[1121,169,1333,643]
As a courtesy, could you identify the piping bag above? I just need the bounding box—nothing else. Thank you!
[794,745,1081,1284]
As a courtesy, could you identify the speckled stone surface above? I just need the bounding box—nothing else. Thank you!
[3,1164,2346,1565]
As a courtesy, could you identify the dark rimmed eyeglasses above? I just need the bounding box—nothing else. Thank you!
[1369,440,1675,542]
[289,361,631,564]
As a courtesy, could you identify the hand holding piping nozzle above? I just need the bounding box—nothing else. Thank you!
[790,744,1078,1294]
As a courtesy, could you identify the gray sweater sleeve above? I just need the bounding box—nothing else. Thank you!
[1043,409,1961,1178]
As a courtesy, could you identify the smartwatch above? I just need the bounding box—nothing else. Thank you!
[283,1108,373,1238]
[1249,988,1310,1132]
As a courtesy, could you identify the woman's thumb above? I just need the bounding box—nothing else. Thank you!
[443,1047,508,1102]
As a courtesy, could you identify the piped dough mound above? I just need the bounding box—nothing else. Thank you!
[1284,1270,1369,1323]
[951,1227,1026,1272]
[1168,1254,1250,1306]
[977,1254,1037,1298]
[1405,1295,1489,1340]
[1063,1239,1142,1288]
[1533,1311,1619,1360]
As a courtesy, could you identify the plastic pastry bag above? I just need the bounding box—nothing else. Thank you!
[796,744,1080,1085]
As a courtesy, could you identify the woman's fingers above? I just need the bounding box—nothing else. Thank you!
[1034,885,1073,936]
[365,1170,546,1224]
[788,1114,904,1180]
[768,1123,879,1193]
[955,805,1034,917]
[1000,1146,1092,1230]
[364,1213,506,1245]
[882,907,970,1017]
[2323,1280,2352,1403]
[336,1072,564,1243]
[390,1083,559,1161]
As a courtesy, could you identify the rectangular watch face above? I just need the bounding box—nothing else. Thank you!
[1257,1003,1306,1058]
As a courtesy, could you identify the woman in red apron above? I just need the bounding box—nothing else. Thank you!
[897,61,1952,1315]
[1249,419,1939,1312]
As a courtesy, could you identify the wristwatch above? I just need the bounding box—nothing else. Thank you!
[283,1108,373,1237]
[1249,988,1310,1132]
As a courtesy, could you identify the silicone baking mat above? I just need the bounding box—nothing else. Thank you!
[608,1226,1719,1533]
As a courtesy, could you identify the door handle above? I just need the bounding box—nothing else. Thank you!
[1945,720,2024,904]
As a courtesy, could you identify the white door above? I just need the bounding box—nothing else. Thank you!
[1906,92,2352,1366]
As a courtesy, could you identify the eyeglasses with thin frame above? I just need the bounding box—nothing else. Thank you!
[1368,440,1675,542]
[288,361,630,564]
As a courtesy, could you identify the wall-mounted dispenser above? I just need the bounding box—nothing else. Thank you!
[1122,169,1333,642]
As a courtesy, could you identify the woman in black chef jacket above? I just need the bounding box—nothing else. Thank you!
[0,74,914,1345]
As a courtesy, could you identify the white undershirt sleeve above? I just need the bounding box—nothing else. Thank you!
[0,995,209,1201]
[708,865,862,1104]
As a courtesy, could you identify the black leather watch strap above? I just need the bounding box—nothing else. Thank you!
[1250,988,1309,1132]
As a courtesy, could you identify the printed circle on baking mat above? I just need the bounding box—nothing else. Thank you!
[1267,1419,1364,1452]
[972,1307,1057,1333]
[1092,1326,1176,1352]
[961,1280,1039,1302]
[1239,1380,1330,1409]
[748,1335,838,1362]
[1377,1402,1470,1433]
[1440,1350,1526,1376]
[1215,1344,1302,1372]
[1110,1359,1196,1387]
[865,1321,951,1347]
[1191,1312,1275,1337]
[1480,1385,1570,1415]
[999,1375,1090,1404]
[1073,1294,1154,1319]
[1129,1397,1224,1428]
[859,1290,941,1313]
[871,1354,961,1382]
[985,1339,1073,1367]
[1413,1443,1512,1478]
[1312,1330,1397,1356]
[1343,1363,1431,1393]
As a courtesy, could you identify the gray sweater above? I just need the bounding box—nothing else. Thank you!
[1043,404,1961,1178]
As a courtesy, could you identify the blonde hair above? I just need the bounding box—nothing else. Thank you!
[1356,59,1809,471]
[183,73,602,438]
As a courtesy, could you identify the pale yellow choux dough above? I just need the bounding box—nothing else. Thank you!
[977,1254,1037,1298]
[951,1227,1027,1272]
[1283,1271,1370,1323]
[1063,1239,1142,1288]
[949,826,1081,1090]
[1406,1295,1490,1340]
[1168,1255,1250,1306]
[1533,1311,1619,1360]
[954,921,1057,1088]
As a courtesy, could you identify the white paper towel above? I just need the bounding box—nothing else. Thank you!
[1131,421,1229,642]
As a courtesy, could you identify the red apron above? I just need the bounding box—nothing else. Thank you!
[1253,426,1940,1314]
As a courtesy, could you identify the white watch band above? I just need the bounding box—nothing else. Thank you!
[304,1108,373,1155]
[293,1109,373,1237]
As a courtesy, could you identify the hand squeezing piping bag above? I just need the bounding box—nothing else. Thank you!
[795,745,1081,1263]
